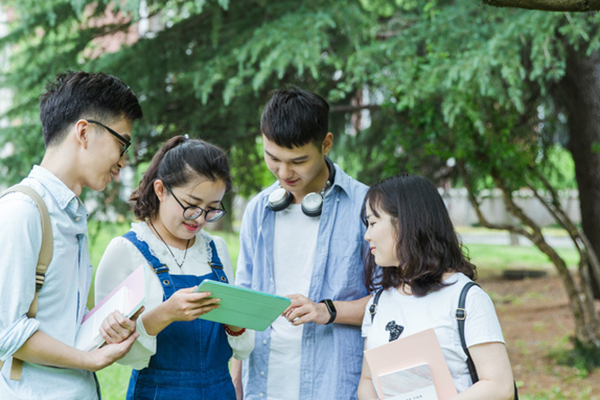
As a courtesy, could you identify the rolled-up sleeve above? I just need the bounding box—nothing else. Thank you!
[0,194,43,360]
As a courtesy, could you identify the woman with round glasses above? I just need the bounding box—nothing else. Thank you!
[94,135,254,400]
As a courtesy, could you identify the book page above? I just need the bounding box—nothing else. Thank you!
[380,363,439,400]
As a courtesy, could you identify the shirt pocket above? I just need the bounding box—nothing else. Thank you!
[323,238,366,292]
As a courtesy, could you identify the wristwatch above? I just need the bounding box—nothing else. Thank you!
[319,299,337,325]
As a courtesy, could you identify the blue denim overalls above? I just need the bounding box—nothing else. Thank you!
[123,231,235,400]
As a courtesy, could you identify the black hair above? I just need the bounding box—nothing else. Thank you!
[361,174,476,296]
[260,87,330,149]
[39,71,143,147]
[130,136,232,221]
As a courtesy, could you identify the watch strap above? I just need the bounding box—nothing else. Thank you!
[320,299,337,324]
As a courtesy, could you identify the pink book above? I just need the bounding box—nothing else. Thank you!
[75,265,146,352]
[364,328,458,400]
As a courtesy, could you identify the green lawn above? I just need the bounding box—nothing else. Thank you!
[464,243,578,271]
[88,222,579,399]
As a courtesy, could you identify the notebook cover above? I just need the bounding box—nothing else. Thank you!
[195,279,291,331]
[364,328,458,399]
[76,265,146,351]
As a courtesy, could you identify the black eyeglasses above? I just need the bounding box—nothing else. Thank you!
[163,183,226,222]
[87,120,131,157]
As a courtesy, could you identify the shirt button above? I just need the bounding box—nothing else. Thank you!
[262,340,267,345]
[259,393,264,398]
[260,371,265,376]
[74,217,81,222]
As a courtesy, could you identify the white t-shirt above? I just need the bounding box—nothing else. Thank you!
[361,273,505,393]
[267,204,320,399]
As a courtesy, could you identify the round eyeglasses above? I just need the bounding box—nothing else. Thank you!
[163,183,226,222]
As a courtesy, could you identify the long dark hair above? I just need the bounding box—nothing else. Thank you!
[130,136,232,220]
[362,174,476,296]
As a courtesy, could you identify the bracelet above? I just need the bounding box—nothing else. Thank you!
[224,325,246,337]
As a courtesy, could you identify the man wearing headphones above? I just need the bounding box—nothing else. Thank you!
[232,88,370,400]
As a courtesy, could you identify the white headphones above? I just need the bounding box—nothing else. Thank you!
[268,157,336,217]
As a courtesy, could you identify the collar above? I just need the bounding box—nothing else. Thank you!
[29,165,78,210]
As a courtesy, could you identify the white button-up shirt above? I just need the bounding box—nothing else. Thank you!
[0,166,97,399]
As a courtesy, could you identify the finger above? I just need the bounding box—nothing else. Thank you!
[117,331,140,353]
[98,326,115,344]
[107,311,131,335]
[194,303,220,317]
[130,306,145,321]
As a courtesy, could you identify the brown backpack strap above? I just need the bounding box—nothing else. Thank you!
[0,185,53,381]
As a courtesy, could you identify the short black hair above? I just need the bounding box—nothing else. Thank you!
[260,87,329,149]
[361,174,476,296]
[39,71,143,147]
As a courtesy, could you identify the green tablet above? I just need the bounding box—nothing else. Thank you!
[195,279,292,331]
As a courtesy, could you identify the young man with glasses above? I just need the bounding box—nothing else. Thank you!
[0,71,143,399]
[232,88,371,400]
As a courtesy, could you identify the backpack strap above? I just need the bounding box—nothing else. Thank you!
[368,288,384,323]
[0,185,53,381]
[456,281,480,383]
[457,281,519,399]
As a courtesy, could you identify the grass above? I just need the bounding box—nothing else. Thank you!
[87,222,583,399]
[464,243,579,271]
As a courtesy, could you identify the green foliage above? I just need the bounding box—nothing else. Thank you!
[0,0,592,207]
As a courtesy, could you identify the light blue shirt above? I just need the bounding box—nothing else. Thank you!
[0,166,97,400]
[236,164,369,400]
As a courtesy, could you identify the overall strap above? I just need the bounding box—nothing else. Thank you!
[368,288,384,323]
[123,231,176,298]
[208,239,228,283]
[456,281,480,384]
[0,185,53,381]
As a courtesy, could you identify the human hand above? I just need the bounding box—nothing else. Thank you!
[87,331,139,371]
[163,286,221,323]
[283,294,330,326]
[100,307,144,344]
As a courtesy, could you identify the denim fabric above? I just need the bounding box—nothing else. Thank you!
[124,232,235,400]
[236,164,369,400]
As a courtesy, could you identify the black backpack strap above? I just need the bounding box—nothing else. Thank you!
[457,281,519,399]
[456,281,480,384]
[369,288,384,323]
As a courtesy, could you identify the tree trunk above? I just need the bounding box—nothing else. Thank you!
[560,47,600,299]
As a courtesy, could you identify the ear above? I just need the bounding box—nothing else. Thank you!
[153,179,165,202]
[322,132,334,155]
[74,119,91,150]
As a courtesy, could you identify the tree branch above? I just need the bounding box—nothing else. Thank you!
[482,0,600,12]
[330,104,381,113]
